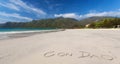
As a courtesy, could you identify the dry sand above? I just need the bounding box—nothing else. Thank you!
[0,29,120,64]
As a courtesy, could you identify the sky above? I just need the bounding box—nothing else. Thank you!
[0,0,120,23]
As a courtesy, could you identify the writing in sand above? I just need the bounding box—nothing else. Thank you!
[43,50,120,64]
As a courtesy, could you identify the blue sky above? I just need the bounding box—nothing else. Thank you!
[0,0,120,23]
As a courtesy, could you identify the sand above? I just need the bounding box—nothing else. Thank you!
[0,29,120,64]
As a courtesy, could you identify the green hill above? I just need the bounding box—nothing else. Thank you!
[79,16,115,26]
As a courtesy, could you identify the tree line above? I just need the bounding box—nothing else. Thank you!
[88,18,120,28]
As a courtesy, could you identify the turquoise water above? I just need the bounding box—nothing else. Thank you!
[0,28,54,32]
[0,28,56,40]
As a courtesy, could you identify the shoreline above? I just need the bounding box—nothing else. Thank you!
[0,28,119,40]
[0,29,65,40]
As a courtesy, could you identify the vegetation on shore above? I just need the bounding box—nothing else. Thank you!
[88,18,120,28]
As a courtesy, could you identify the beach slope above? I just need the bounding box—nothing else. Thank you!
[0,29,120,64]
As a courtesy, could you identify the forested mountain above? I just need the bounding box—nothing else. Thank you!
[0,17,83,28]
[0,17,120,29]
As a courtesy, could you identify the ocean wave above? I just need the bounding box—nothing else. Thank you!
[0,30,53,34]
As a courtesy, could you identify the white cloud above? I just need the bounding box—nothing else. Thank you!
[54,13,81,19]
[0,12,33,21]
[10,0,46,15]
[54,11,120,20]
[0,0,46,15]
[0,2,20,11]
[0,0,47,22]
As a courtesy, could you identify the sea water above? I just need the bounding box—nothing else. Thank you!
[0,28,55,40]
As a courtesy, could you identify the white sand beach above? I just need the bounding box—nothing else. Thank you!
[0,29,120,64]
